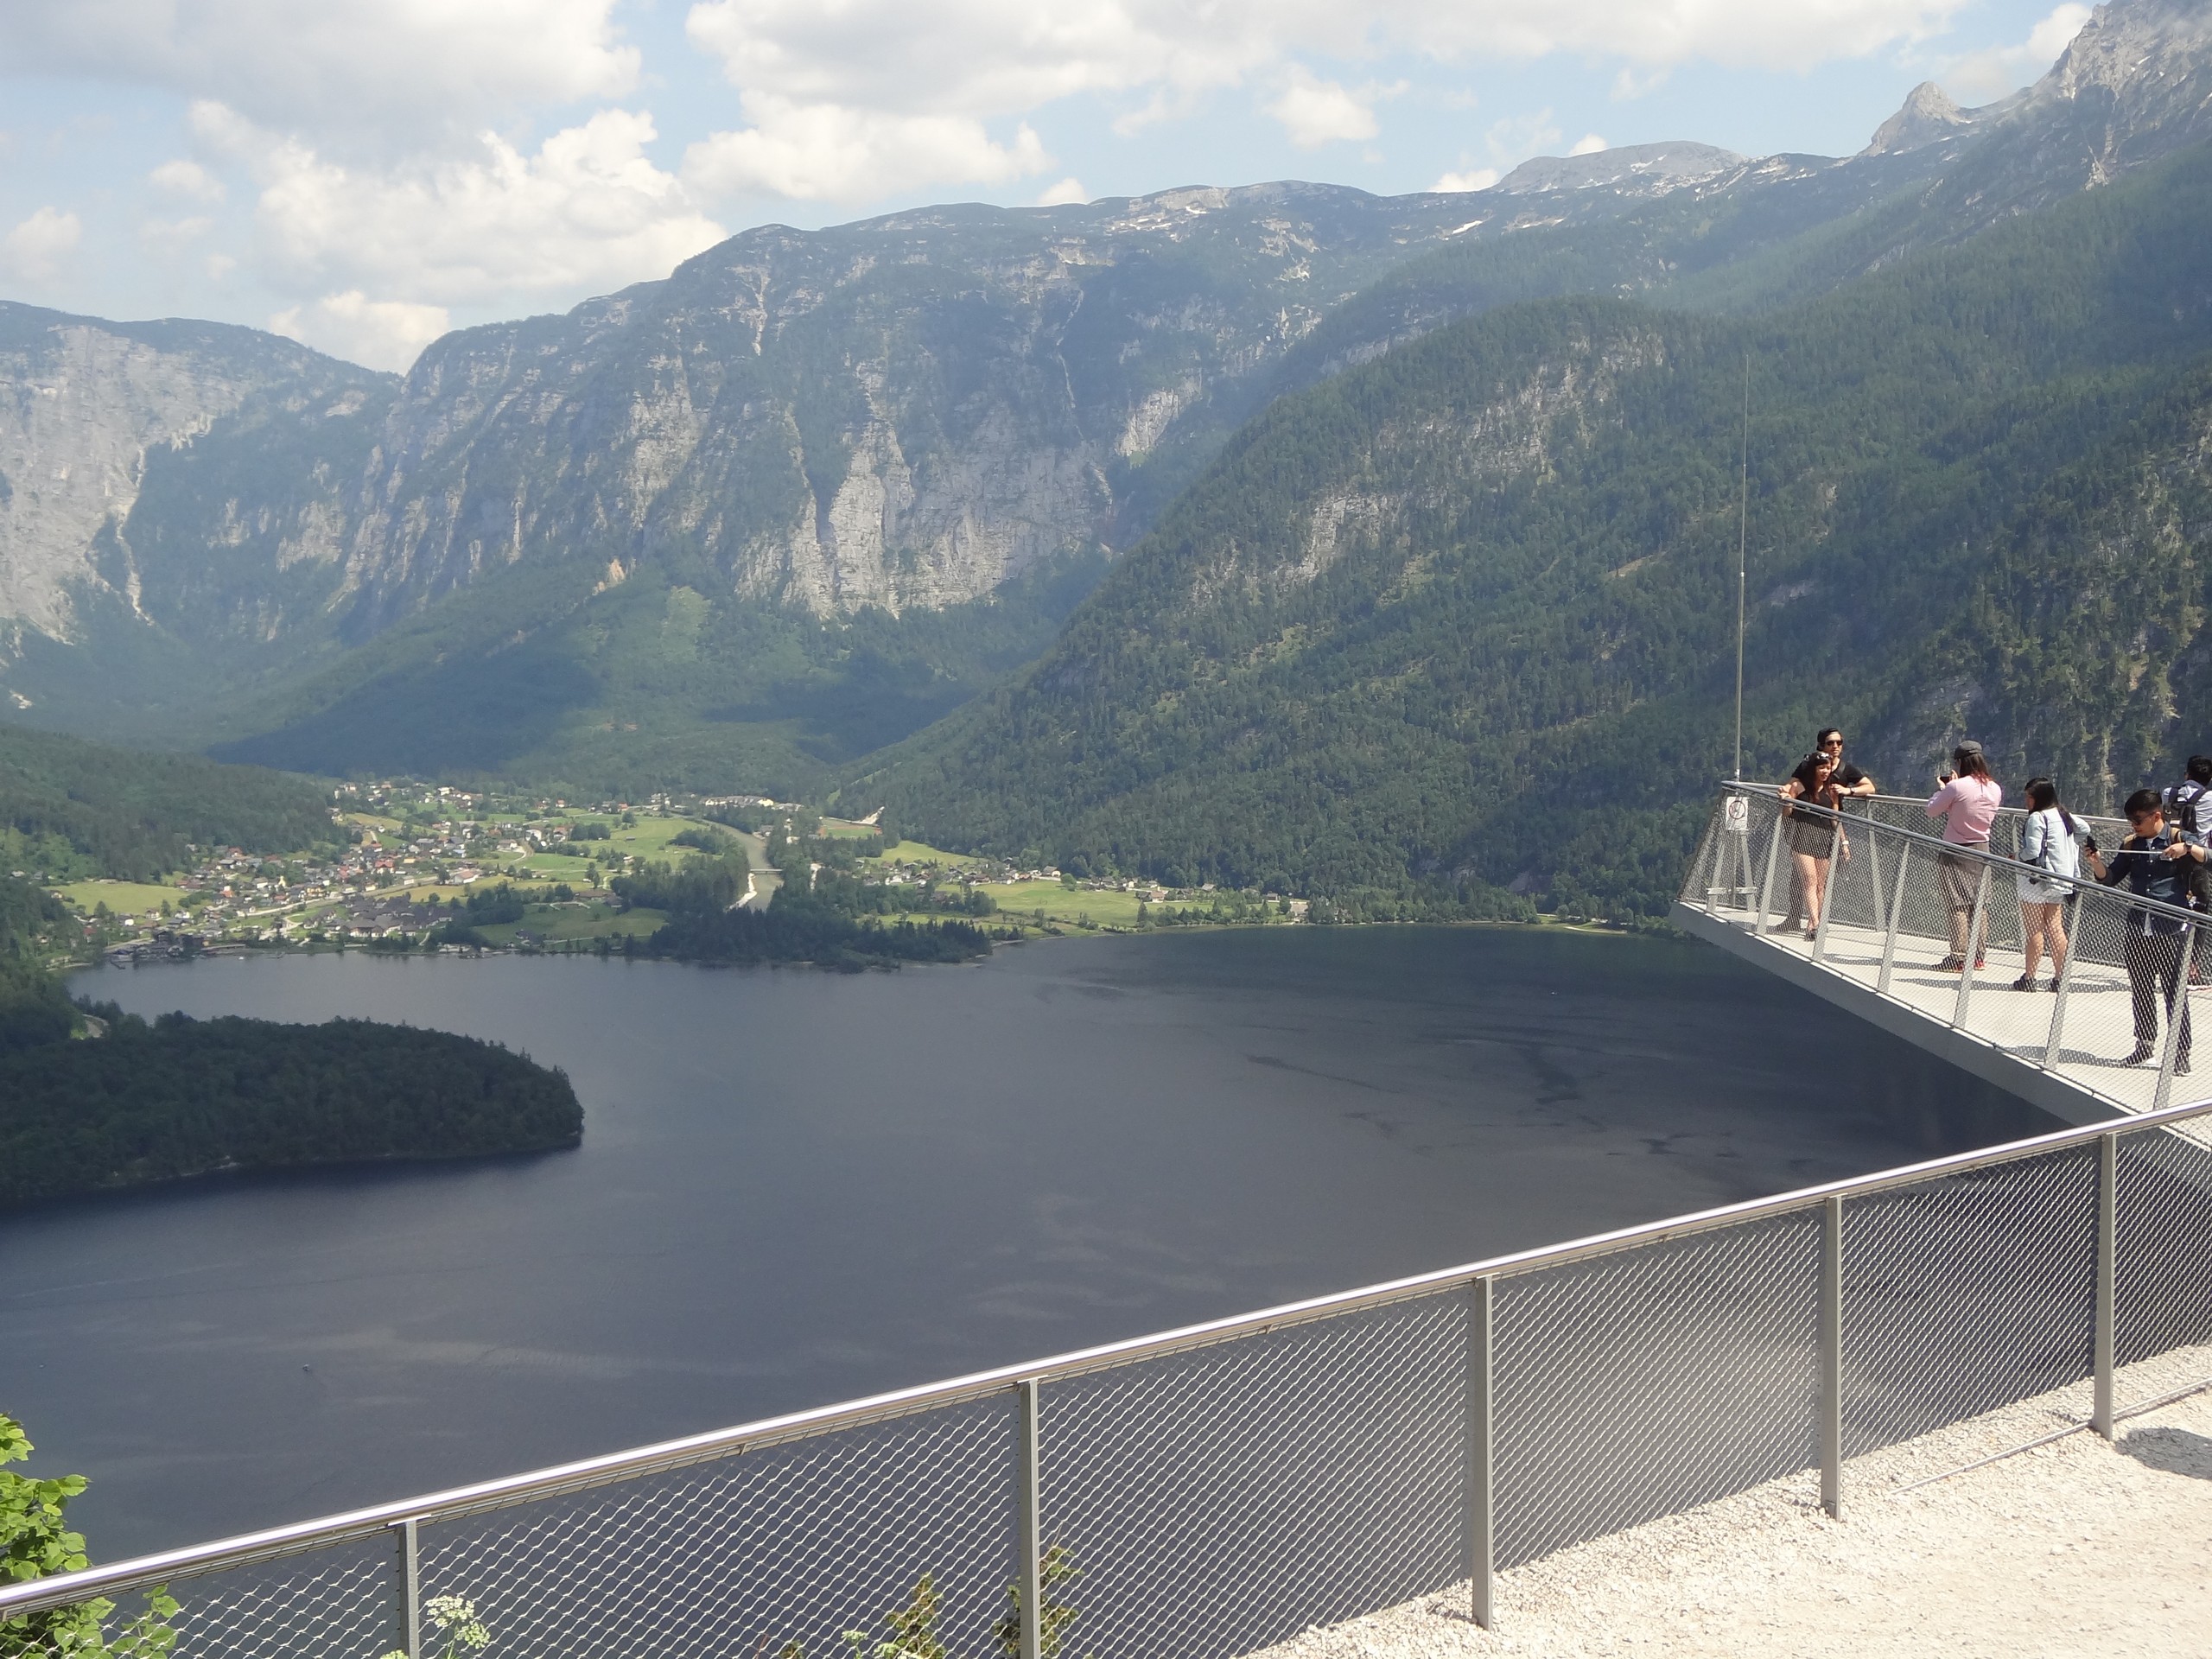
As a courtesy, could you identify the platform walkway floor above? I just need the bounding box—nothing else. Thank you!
[1694,901,2206,1121]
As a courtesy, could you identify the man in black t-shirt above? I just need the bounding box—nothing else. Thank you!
[1777,729,1878,930]
[1820,728,1878,798]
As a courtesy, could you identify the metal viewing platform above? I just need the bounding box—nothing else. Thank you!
[1675,784,2209,1127]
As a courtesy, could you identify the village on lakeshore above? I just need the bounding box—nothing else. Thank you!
[57,779,1309,969]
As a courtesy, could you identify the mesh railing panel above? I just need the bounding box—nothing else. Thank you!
[2050,888,2194,1071]
[422,1399,1017,1659]
[1036,1288,1466,1659]
[158,1537,394,1659]
[1682,790,2211,1113]
[1841,1149,2095,1456]
[1677,799,1729,908]
[1492,1211,1818,1570]
[2116,1127,2212,1369]
[46,1084,2212,1659]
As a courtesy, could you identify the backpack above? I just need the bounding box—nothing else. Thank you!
[2174,780,2212,836]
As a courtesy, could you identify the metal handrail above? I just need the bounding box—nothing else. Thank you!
[1726,780,2203,930]
[13,1090,2212,1618]
[1747,780,2126,838]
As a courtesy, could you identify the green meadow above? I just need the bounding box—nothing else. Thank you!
[54,879,188,915]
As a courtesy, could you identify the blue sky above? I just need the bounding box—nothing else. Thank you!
[0,0,2088,371]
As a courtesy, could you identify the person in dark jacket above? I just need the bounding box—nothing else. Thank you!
[2088,789,2209,1070]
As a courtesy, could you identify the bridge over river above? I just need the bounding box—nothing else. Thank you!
[1676,784,2209,1127]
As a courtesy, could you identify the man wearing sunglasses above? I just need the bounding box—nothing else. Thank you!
[1815,728,1878,798]
[2088,789,2208,1071]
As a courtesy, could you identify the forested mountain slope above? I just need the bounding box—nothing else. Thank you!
[0,721,339,883]
[1,0,2201,803]
[849,136,2212,917]
[200,151,1936,791]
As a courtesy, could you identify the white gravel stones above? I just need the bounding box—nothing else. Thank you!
[1247,1344,2212,1658]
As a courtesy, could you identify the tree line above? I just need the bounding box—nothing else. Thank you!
[0,872,582,1207]
[610,831,990,968]
[0,721,339,883]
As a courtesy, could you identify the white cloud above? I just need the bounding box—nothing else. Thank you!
[1485,109,1566,168]
[1432,168,1500,193]
[202,103,727,307]
[140,214,216,252]
[149,157,226,202]
[270,291,452,373]
[0,206,82,284]
[1265,69,1379,149]
[0,0,639,147]
[1568,132,1608,156]
[679,0,1968,204]
[683,100,1051,202]
[1036,176,1090,206]
[1938,3,2090,105]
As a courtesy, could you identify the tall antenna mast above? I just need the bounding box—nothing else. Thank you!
[1734,352,1750,782]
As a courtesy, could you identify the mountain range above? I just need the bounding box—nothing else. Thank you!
[3,0,2209,915]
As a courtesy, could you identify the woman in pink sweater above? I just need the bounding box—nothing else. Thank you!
[1926,741,2004,970]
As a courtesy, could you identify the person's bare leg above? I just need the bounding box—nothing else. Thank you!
[2048,906,2068,977]
[1794,852,1821,933]
[2020,903,2044,980]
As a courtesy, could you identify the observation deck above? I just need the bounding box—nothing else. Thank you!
[1675,784,2212,1127]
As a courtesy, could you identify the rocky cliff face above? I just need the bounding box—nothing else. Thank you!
[1864,84,1992,156]
[320,184,1559,629]
[0,164,1866,682]
[0,0,2205,783]
[0,309,386,652]
[1916,0,2212,216]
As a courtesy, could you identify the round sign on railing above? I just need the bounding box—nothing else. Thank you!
[1724,796,1751,834]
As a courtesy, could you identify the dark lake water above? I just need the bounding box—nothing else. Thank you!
[18,927,2047,1558]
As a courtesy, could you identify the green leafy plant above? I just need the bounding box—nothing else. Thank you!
[0,1413,177,1659]
[992,1546,1079,1659]
[791,1550,1081,1659]
[840,1573,947,1659]
[378,1594,490,1659]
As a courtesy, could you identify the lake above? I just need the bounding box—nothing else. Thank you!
[16,926,2045,1558]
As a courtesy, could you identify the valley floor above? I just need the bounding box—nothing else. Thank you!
[1251,1344,2212,1658]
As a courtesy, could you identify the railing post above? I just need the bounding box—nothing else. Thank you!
[1466,1274,1496,1630]
[391,1518,421,1659]
[1016,1379,1043,1659]
[1952,863,1991,1027]
[1755,800,1784,937]
[1864,805,1886,937]
[1811,814,1840,963]
[2044,906,2082,1069]
[1821,1195,1844,1519]
[2153,924,2199,1114]
[1877,844,1911,996]
[2094,1132,2118,1440]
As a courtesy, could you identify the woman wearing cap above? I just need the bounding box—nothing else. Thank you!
[1926,741,2003,971]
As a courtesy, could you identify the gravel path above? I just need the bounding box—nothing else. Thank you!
[1249,1344,2212,1658]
